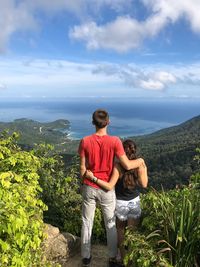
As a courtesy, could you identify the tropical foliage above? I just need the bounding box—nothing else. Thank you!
[33,145,82,235]
[129,115,200,190]
[124,149,200,267]
[0,132,47,267]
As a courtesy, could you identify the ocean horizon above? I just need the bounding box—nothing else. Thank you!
[0,97,199,139]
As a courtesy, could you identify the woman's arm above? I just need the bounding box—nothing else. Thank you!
[86,166,120,191]
[137,162,148,188]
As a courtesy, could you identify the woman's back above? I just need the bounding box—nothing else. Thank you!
[115,165,140,200]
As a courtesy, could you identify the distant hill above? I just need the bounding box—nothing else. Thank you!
[0,118,76,153]
[130,115,200,189]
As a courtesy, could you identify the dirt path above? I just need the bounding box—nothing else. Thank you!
[64,245,108,267]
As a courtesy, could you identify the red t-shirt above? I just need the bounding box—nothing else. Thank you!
[78,134,125,188]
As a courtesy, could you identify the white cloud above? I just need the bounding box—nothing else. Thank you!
[93,64,177,90]
[153,71,176,84]
[1,0,200,53]
[69,16,165,52]
[136,71,177,90]
[0,58,200,96]
[0,0,37,53]
[139,80,164,90]
[71,0,200,52]
[0,0,132,53]
[142,0,200,33]
[70,17,145,52]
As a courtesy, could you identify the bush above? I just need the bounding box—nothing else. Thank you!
[0,133,47,266]
[124,149,200,267]
[32,145,82,236]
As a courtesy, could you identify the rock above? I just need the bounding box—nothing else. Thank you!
[43,224,80,265]
[45,224,60,239]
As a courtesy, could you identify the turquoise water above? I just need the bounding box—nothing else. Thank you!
[0,97,199,139]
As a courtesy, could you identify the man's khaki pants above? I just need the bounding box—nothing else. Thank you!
[81,184,117,259]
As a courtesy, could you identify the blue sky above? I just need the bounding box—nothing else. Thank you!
[0,0,200,99]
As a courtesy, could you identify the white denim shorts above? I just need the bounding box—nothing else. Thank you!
[115,196,141,221]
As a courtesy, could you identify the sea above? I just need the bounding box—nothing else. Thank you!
[0,97,199,139]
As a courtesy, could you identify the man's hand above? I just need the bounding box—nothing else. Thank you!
[85,170,94,180]
[119,154,145,170]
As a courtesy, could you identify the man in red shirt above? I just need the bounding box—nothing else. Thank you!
[79,109,144,267]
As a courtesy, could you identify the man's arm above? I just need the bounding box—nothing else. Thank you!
[137,162,148,188]
[80,156,86,178]
[119,154,144,170]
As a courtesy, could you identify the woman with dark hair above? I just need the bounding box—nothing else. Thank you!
[85,139,148,266]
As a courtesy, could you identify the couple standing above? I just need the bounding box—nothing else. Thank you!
[78,109,148,267]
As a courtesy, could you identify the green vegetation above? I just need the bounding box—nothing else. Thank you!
[33,145,82,235]
[123,149,200,267]
[131,115,200,189]
[0,118,77,153]
[0,131,105,267]
[0,132,47,267]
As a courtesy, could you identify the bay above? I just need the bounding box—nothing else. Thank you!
[0,97,199,139]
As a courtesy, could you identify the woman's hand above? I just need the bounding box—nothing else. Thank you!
[86,170,94,180]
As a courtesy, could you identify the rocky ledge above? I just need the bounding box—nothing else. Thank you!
[43,224,80,266]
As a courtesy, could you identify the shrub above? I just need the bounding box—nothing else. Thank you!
[32,145,82,236]
[124,149,200,267]
[0,133,47,266]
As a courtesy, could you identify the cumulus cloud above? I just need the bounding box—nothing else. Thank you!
[71,0,200,52]
[0,0,133,52]
[139,80,164,90]
[153,71,176,84]
[70,18,145,52]
[93,64,177,90]
[1,0,200,53]
[142,0,200,33]
[137,71,176,90]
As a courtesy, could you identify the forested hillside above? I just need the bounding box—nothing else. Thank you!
[131,115,200,189]
[0,118,77,153]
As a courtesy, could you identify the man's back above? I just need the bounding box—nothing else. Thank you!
[79,134,124,187]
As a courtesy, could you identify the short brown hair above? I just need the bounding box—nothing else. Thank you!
[92,109,109,128]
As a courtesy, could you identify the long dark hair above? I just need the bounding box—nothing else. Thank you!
[122,139,138,189]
